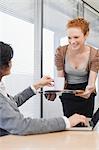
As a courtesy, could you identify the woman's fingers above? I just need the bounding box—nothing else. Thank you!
[44,93,56,101]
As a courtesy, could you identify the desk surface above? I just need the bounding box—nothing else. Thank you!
[0,130,99,150]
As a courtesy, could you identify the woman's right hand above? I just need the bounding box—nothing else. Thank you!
[44,93,56,101]
[75,90,85,97]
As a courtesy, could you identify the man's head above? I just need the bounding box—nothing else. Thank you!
[0,41,13,78]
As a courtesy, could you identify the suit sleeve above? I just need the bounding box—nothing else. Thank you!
[0,98,66,135]
[12,87,35,107]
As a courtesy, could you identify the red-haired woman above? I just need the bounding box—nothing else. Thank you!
[55,17,99,118]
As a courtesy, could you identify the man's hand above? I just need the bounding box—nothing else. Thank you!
[69,114,88,127]
[33,76,54,90]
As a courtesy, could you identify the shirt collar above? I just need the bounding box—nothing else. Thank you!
[0,80,7,97]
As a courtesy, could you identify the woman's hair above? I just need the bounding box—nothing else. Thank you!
[67,17,90,35]
[0,41,13,67]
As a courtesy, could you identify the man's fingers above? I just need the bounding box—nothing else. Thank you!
[79,115,88,126]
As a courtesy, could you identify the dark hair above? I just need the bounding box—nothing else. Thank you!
[0,41,13,67]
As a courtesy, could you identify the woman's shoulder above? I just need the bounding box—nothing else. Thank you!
[87,45,98,58]
[87,45,98,52]
[87,45,99,72]
[56,44,68,54]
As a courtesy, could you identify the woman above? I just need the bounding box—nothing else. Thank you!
[55,17,99,118]
[0,41,88,136]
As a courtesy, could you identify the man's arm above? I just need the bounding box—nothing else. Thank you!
[13,76,54,107]
[0,95,88,136]
[0,97,66,135]
[13,87,35,107]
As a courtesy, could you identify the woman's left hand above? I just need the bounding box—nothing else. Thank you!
[75,86,95,99]
[75,89,91,99]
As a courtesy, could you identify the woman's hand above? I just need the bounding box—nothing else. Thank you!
[75,86,95,99]
[76,90,91,99]
[44,93,56,101]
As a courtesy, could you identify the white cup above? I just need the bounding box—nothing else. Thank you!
[54,77,65,91]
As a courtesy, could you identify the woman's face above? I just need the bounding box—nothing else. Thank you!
[67,27,88,50]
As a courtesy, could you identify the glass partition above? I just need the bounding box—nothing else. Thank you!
[43,0,78,78]
[43,0,78,118]
[0,1,38,118]
[84,4,99,48]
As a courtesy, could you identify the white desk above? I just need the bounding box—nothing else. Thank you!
[0,130,99,150]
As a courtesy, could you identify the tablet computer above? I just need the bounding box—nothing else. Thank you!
[39,89,76,95]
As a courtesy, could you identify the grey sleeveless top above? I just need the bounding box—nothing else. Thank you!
[65,56,88,84]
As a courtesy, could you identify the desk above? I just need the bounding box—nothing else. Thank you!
[0,130,99,150]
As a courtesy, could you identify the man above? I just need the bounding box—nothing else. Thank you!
[0,41,88,136]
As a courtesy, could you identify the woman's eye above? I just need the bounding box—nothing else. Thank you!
[68,37,71,39]
[74,36,79,38]
[68,36,79,39]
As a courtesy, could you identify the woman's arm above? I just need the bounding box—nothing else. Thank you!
[57,70,64,77]
[87,70,97,89]
[76,71,97,99]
